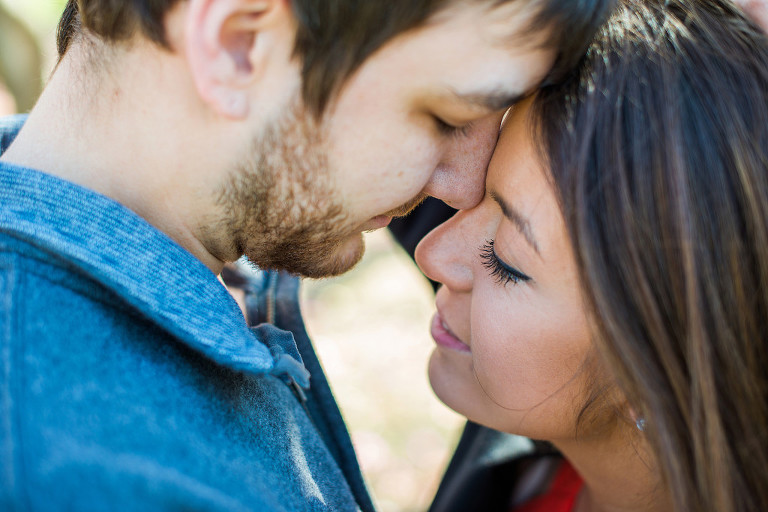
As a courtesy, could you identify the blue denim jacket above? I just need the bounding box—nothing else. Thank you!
[0,115,374,511]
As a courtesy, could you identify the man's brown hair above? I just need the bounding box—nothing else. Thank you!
[56,0,614,115]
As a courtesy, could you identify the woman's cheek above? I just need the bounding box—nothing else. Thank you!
[470,291,579,412]
[470,303,532,410]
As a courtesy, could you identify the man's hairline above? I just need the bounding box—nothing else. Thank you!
[58,0,557,118]
[315,0,558,117]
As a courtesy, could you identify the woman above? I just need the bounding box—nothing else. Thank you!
[416,1,768,511]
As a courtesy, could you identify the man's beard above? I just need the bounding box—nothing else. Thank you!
[209,95,427,278]
[210,97,364,278]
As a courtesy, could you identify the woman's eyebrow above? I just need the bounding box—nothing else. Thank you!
[489,189,541,256]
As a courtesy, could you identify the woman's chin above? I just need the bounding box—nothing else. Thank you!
[427,349,476,419]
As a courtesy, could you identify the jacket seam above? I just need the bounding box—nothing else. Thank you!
[14,266,31,512]
[1,252,31,511]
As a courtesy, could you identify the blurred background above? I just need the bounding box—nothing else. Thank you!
[302,232,464,511]
[0,2,465,510]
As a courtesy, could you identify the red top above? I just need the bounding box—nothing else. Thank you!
[513,460,583,512]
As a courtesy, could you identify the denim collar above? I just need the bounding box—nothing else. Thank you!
[0,120,276,376]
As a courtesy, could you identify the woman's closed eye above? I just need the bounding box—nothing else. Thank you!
[479,239,531,286]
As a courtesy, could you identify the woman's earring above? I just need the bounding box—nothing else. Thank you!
[628,407,646,432]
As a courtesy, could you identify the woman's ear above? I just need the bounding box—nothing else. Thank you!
[182,0,294,118]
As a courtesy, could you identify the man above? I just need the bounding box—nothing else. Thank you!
[0,0,611,509]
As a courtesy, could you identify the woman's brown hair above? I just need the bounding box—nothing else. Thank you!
[532,0,768,510]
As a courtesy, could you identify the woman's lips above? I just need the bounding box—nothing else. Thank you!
[430,312,471,353]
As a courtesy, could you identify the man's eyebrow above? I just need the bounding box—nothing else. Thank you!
[450,89,529,111]
[489,190,541,256]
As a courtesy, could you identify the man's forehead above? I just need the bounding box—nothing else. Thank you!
[428,0,549,42]
[323,0,554,120]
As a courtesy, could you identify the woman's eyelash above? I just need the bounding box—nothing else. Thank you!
[479,240,532,286]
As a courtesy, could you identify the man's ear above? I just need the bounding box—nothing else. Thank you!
[184,0,294,119]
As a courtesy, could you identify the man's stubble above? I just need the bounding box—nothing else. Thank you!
[209,95,426,278]
[212,96,365,278]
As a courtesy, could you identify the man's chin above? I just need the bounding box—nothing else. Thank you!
[303,233,366,278]
[249,232,366,279]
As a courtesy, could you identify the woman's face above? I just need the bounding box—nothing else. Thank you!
[415,99,599,440]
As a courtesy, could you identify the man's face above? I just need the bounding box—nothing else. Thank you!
[212,2,555,278]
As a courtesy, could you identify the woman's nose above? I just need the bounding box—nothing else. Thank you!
[415,206,487,293]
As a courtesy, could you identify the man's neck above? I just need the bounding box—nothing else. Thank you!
[1,42,235,275]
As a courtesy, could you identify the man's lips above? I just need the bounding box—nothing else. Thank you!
[430,312,471,353]
[384,193,427,218]
[362,215,392,231]
[362,193,427,232]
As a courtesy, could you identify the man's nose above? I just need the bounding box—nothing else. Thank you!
[422,112,502,210]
